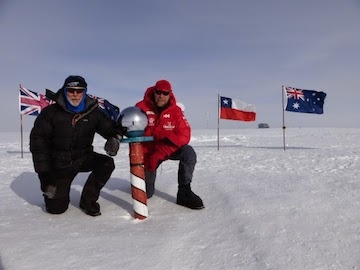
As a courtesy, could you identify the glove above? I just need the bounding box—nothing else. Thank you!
[38,172,56,198]
[115,122,128,138]
[104,137,120,156]
[121,126,128,137]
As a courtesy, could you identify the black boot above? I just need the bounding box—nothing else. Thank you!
[176,184,204,210]
[44,195,69,214]
[79,199,101,216]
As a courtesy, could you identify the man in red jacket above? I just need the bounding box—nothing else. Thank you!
[136,80,204,210]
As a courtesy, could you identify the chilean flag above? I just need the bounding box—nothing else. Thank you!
[220,96,256,122]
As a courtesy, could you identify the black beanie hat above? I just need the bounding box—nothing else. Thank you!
[63,75,87,88]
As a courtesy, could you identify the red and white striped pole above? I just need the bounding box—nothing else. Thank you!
[118,106,153,219]
[128,141,148,219]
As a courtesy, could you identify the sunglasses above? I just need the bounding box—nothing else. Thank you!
[155,89,170,96]
[67,87,86,94]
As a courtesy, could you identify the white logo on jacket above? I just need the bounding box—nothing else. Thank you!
[163,114,170,118]
[163,122,175,130]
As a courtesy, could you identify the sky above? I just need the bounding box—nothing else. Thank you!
[2,127,360,269]
[1,0,360,131]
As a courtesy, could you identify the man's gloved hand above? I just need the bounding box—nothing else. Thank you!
[105,137,120,156]
[38,172,56,198]
[121,126,128,137]
[115,122,128,138]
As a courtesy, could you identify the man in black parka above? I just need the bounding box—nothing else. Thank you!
[30,75,122,216]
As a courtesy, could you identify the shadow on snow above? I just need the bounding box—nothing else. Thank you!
[192,144,315,150]
[10,172,176,216]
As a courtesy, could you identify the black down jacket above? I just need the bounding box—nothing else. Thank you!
[30,89,120,173]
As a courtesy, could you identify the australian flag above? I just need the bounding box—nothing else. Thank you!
[88,94,120,121]
[19,85,54,116]
[285,86,327,114]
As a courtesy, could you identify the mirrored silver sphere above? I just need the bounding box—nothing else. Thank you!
[119,106,148,137]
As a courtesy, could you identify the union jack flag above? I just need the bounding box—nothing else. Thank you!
[91,95,105,110]
[286,87,305,101]
[88,94,120,121]
[19,84,54,116]
[284,86,327,114]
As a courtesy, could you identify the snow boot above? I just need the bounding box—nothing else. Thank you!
[79,199,101,216]
[44,195,69,214]
[176,184,204,210]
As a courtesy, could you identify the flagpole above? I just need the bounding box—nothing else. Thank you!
[281,85,286,151]
[20,114,24,158]
[19,83,24,158]
[217,94,220,151]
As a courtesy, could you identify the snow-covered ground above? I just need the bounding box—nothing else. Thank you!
[1,128,360,270]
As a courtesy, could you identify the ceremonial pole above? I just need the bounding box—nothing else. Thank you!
[118,106,153,220]
[121,136,153,220]
[129,142,147,219]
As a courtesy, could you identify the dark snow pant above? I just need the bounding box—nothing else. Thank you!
[44,152,115,214]
[145,145,197,197]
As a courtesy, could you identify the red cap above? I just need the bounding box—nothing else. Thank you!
[155,80,172,91]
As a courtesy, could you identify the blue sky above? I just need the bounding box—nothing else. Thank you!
[1,0,359,131]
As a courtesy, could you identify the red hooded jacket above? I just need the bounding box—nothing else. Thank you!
[136,85,191,169]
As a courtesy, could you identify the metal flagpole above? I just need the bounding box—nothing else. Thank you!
[20,114,24,158]
[282,85,286,151]
[217,94,220,151]
[19,84,24,158]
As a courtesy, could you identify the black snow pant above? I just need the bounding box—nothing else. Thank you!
[145,145,197,197]
[43,152,115,214]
